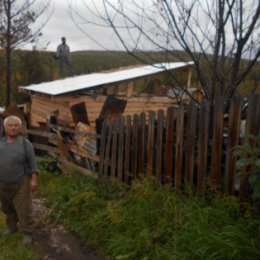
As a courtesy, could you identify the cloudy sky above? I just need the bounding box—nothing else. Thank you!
[27,0,123,52]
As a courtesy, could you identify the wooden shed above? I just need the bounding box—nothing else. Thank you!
[19,62,203,128]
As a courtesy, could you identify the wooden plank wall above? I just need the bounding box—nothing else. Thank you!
[30,94,179,128]
[98,94,260,197]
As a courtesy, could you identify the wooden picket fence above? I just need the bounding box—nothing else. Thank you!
[98,94,260,198]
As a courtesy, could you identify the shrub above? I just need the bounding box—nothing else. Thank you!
[234,135,260,200]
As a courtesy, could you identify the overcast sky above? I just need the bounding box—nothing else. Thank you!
[25,0,122,52]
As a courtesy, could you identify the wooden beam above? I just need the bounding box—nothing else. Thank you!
[58,159,97,179]
[127,81,134,98]
[186,67,192,89]
[32,143,59,154]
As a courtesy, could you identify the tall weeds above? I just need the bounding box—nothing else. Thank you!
[38,161,260,260]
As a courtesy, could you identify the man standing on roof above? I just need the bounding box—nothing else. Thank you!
[56,37,75,78]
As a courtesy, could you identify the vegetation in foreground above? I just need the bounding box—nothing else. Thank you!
[37,157,260,260]
[0,214,39,260]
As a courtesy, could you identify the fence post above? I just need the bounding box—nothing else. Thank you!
[111,120,118,180]
[138,113,146,175]
[98,120,108,179]
[165,107,175,184]
[156,110,164,183]
[185,101,197,186]
[147,111,155,177]
[175,105,184,192]
[210,97,224,186]
[197,101,210,195]
[132,114,139,179]
[117,117,125,181]
[224,96,242,194]
[124,115,132,183]
[104,121,113,179]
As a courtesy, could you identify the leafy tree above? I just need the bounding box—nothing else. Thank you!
[69,0,260,105]
[0,0,53,107]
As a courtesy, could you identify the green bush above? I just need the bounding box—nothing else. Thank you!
[234,135,260,200]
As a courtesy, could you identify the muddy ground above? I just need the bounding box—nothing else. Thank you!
[33,197,105,260]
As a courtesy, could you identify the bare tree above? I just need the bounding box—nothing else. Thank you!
[69,0,260,105]
[0,0,53,107]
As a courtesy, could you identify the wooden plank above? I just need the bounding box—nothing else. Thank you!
[147,111,155,176]
[59,159,97,179]
[197,101,210,195]
[185,102,197,185]
[132,114,139,178]
[98,96,127,121]
[210,97,224,186]
[175,105,184,191]
[24,128,55,138]
[127,81,134,97]
[68,143,99,162]
[32,98,69,112]
[49,124,100,138]
[126,96,177,103]
[30,107,49,118]
[138,113,146,174]
[240,94,260,200]
[124,116,131,183]
[110,120,118,180]
[156,110,164,183]
[224,96,242,194]
[186,67,192,89]
[98,121,108,179]
[104,121,113,179]
[165,107,175,183]
[117,117,125,181]
[32,143,59,154]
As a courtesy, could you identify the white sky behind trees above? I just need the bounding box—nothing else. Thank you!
[24,0,123,52]
[22,0,259,58]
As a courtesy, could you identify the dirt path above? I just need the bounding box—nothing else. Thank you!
[33,197,105,260]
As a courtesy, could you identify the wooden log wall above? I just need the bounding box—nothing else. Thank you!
[30,93,180,128]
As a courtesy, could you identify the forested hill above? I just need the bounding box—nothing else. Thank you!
[0,49,259,106]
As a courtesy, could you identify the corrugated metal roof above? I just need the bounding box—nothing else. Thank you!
[20,62,194,96]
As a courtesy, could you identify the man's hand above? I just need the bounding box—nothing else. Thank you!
[53,54,59,60]
[30,173,38,192]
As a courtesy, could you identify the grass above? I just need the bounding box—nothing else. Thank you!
[1,155,259,260]
[37,158,260,260]
[0,214,40,260]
